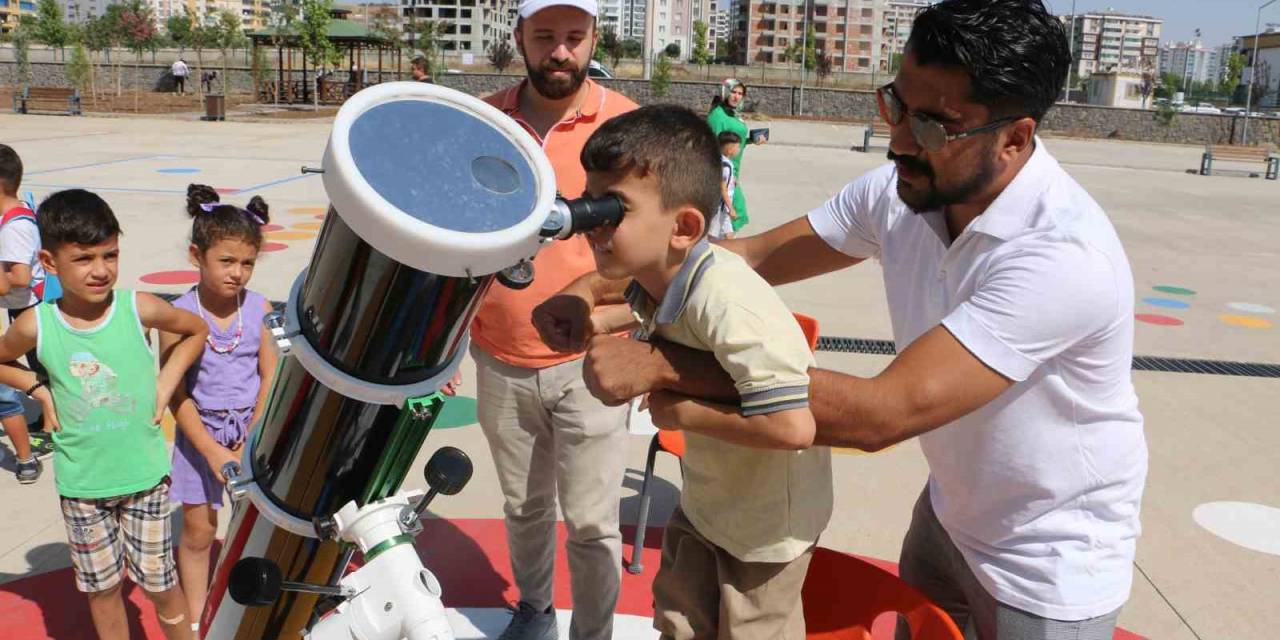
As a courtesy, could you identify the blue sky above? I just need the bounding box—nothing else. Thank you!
[1041,0,1280,47]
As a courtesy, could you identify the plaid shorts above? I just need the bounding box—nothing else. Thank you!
[60,479,178,593]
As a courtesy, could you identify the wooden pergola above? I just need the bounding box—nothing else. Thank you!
[248,12,403,105]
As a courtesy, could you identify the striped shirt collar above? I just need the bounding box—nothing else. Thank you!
[625,238,716,330]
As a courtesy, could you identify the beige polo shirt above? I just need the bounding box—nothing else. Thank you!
[627,241,832,563]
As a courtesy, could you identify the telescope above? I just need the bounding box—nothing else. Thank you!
[200,82,622,639]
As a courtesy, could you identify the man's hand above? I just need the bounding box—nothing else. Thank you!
[32,387,60,432]
[533,291,594,353]
[583,335,668,406]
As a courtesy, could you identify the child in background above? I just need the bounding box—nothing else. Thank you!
[580,106,830,638]
[0,188,206,639]
[710,131,741,240]
[0,143,53,483]
[165,184,277,631]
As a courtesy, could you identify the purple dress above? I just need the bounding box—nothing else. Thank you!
[170,289,267,508]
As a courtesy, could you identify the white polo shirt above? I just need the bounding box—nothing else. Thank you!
[808,142,1147,620]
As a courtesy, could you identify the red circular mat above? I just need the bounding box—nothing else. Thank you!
[139,270,200,285]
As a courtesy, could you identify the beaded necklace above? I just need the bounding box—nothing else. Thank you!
[195,288,244,355]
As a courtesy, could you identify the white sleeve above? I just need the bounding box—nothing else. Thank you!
[0,222,38,265]
[805,164,895,260]
[941,237,1120,382]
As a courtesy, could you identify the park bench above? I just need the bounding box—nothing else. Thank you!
[1200,144,1278,180]
[853,120,891,152]
[12,86,82,116]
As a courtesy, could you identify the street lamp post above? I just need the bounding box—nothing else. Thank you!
[1064,0,1077,99]
[1243,0,1277,145]
[798,0,808,115]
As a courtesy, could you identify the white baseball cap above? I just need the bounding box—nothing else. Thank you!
[518,0,598,18]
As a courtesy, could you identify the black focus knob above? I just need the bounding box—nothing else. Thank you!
[424,446,474,496]
[229,557,283,607]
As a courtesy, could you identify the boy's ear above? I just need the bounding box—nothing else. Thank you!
[38,249,56,276]
[670,207,705,251]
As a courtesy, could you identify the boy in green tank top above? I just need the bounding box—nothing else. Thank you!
[0,189,208,640]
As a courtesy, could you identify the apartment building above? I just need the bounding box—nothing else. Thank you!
[879,0,928,70]
[1062,10,1161,79]
[1159,39,1222,87]
[400,0,514,53]
[731,0,884,73]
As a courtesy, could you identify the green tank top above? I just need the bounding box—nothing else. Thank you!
[38,290,168,498]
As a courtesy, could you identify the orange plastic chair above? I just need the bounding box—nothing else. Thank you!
[803,547,964,640]
[628,313,820,574]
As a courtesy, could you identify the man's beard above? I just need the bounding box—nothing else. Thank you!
[523,51,589,100]
[887,148,997,213]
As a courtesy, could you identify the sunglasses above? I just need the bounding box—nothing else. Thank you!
[876,84,1021,153]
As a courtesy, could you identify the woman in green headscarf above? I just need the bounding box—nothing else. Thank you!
[706,78,759,232]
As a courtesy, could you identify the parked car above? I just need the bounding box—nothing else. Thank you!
[1222,107,1245,115]
[588,60,614,79]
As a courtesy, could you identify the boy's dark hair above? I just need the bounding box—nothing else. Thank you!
[906,0,1070,123]
[411,56,428,72]
[37,189,122,251]
[186,183,270,252]
[0,144,22,195]
[717,131,741,147]
[581,105,722,228]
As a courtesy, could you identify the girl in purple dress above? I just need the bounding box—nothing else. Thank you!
[161,184,278,630]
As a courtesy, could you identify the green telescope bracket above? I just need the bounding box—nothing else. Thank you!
[360,392,446,506]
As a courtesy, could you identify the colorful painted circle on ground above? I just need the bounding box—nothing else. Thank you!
[1227,302,1276,315]
[262,223,285,232]
[434,396,478,430]
[139,270,200,285]
[260,242,289,253]
[215,187,237,194]
[315,214,326,220]
[1135,313,1184,326]
[1142,297,1190,309]
[266,230,318,241]
[1152,285,1196,296]
[1193,502,1280,556]
[1219,314,1273,329]
[291,221,323,231]
[288,206,327,216]
[156,167,200,174]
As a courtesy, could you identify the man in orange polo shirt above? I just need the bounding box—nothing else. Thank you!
[470,1,637,638]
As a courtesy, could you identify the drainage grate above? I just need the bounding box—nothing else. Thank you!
[816,336,1280,379]
[151,293,1280,379]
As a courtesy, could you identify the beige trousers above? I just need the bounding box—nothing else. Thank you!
[654,508,813,640]
[472,346,631,640]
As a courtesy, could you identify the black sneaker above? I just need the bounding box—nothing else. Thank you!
[15,457,42,484]
[496,602,558,640]
[27,432,55,460]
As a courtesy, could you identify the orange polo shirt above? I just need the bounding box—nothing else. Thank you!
[471,79,638,369]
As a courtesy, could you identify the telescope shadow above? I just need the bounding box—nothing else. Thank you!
[414,514,512,609]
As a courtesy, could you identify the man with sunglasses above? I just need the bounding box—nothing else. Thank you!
[533,1,1146,638]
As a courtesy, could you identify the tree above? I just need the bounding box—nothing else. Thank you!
[118,0,159,111]
[599,26,623,68]
[716,37,740,65]
[488,39,515,73]
[267,3,300,103]
[298,0,341,108]
[784,25,816,72]
[190,19,222,98]
[12,20,33,87]
[165,11,194,57]
[620,38,643,60]
[80,14,116,99]
[651,51,673,97]
[33,0,71,61]
[1252,60,1273,107]
[814,48,833,86]
[1221,52,1246,100]
[212,9,247,95]
[691,20,711,65]
[1139,61,1156,109]
[405,19,450,77]
[65,42,91,93]
[663,42,680,59]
